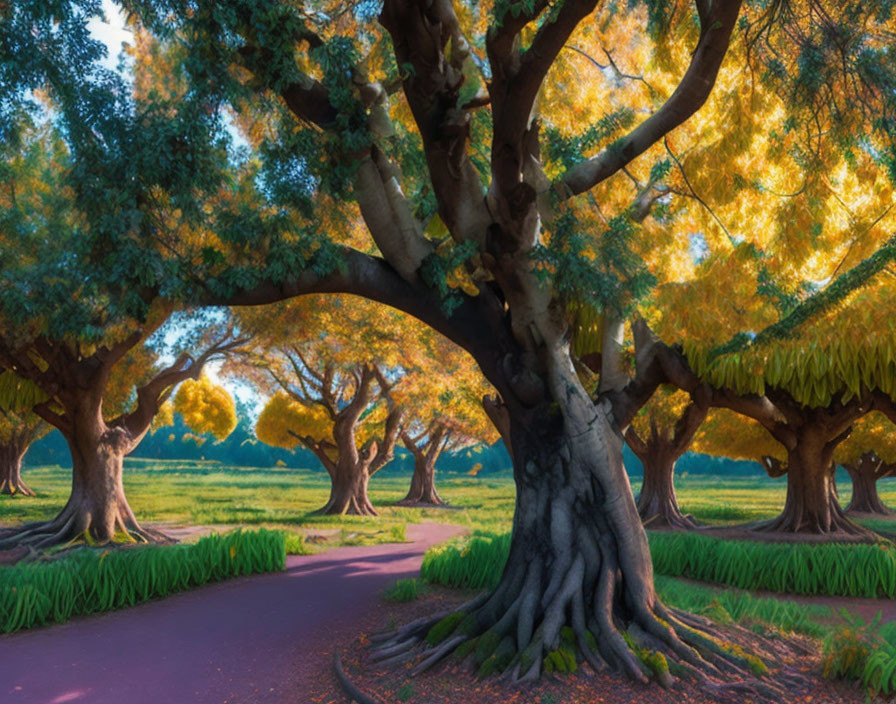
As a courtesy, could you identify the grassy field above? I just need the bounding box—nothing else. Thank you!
[5,461,896,542]
[0,460,515,547]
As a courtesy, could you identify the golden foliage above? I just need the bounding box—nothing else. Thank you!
[255,392,331,449]
[173,376,237,441]
[836,412,896,467]
[692,408,783,464]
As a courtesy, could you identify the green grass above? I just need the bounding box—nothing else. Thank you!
[383,578,426,602]
[422,529,896,599]
[0,529,285,633]
[0,462,516,548]
[822,614,896,698]
[284,533,312,555]
[10,463,896,696]
[650,532,896,598]
[654,576,831,638]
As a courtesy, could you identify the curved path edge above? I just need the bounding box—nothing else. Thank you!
[0,521,468,704]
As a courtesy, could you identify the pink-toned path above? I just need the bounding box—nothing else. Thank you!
[0,522,467,704]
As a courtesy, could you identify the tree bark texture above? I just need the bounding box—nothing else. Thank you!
[624,399,706,530]
[399,453,443,506]
[308,381,403,517]
[397,426,448,507]
[0,386,167,548]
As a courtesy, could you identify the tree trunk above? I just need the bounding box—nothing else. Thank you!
[374,362,768,687]
[316,459,377,516]
[0,439,33,496]
[757,426,868,535]
[637,454,696,530]
[398,454,444,506]
[0,397,165,547]
[845,454,891,515]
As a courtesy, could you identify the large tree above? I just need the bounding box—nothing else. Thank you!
[122,0,896,687]
[243,295,422,515]
[255,363,403,516]
[10,0,896,689]
[0,6,248,545]
[390,333,497,507]
[657,277,896,536]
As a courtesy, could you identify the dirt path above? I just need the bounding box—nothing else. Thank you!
[0,522,467,704]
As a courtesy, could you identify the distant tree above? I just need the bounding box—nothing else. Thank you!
[656,273,896,536]
[835,413,896,515]
[0,327,242,546]
[388,336,497,507]
[256,371,402,516]
[0,401,49,496]
[624,386,709,529]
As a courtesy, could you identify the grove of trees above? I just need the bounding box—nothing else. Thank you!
[4,0,896,694]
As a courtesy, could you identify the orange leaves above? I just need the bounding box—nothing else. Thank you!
[174,376,238,441]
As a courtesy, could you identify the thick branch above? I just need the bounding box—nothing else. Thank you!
[482,393,512,461]
[624,426,649,460]
[369,405,405,476]
[117,332,247,446]
[490,0,599,189]
[379,0,491,242]
[671,399,709,456]
[558,1,743,197]
[200,247,505,383]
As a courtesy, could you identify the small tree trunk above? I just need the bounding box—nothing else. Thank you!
[398,454,444,506]
[0,440,33,496]
[637,453,696,529]
[757,425,869,535]
[845,454,891,515]
[316,460,377,516]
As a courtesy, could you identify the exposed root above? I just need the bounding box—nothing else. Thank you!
[366,582,807,703]
[0,477,35,496]
[641,509,699,530]
[0,504,173,549]
[333,651,385,704]
[752,506,878,540]
[312,493,379,516]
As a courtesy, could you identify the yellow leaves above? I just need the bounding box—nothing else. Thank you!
[630,386,691,440]
[255,392,332,449]
[668,278,896,409]
[694,408,783,463]
[150,401,175,434]
[836,412,896,466]
[174,376,237,441]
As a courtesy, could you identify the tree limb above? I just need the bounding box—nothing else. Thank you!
[558,0,743,198]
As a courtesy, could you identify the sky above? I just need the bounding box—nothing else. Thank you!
[86,1,132,74]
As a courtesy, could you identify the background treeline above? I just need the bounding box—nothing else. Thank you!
[24,410,766,478]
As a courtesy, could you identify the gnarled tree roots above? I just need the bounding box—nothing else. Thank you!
[368,594,807,703]
[0,502,172,549]
[0,477,35,496]
[640,506,698,530]
[752,499,878,539]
